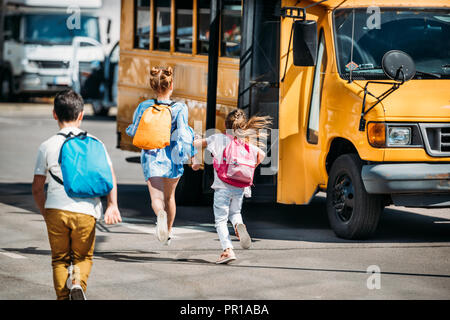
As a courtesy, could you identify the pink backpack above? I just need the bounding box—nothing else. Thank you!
[213,134,258,188]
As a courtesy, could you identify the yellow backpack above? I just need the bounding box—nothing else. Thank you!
[132,101,175,150]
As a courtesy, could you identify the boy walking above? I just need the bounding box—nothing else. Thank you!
[32,90,122,300]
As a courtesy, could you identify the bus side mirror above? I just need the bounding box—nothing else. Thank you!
[382,50,416,82]
[293,20,318,67]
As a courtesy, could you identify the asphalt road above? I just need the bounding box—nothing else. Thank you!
[0,102,449,300]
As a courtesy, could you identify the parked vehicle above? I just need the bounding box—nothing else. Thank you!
[0,0,116,115]
[116,0,450,239]
[80,41,119,115]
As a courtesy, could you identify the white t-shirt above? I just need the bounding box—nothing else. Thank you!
[34,127,112,220]
[206,133,264,196]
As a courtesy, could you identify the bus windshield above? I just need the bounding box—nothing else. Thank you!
[24,14,100,45]
[334,8,450,80]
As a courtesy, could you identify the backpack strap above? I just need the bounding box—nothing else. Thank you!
[155,99,176,106]
[49,169,64,186]
[57,132,71,138]
[57,131,87,139]
[152,100,175,111]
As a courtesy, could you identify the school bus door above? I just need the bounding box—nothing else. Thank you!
[278,1,328,205]
[238,0,281,202]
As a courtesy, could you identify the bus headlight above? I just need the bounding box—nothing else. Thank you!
[368,123,415,148]
[387,127,411,146]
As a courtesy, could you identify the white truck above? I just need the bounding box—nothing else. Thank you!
[0,0,116,114]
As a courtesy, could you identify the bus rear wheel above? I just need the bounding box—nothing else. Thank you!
[326,154,383,239]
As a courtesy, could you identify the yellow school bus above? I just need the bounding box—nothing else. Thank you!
[117,0,450,239]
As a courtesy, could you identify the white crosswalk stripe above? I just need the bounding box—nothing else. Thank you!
[0,249,27,259]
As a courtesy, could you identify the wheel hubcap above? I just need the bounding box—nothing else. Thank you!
[332,173,355,222]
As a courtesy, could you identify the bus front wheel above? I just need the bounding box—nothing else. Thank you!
[326,154,384,240]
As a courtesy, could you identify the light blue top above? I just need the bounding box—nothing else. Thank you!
[126,99,197,180]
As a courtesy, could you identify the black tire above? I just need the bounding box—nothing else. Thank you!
[326,154,384,239]
[0,72,13,102]
[175,165,203,206]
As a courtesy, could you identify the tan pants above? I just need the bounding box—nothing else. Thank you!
[44,209,96,300]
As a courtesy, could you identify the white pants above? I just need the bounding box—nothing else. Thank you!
[213,188,245,250]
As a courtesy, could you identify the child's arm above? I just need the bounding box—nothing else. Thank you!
[191,138,208,171]
[256,149,266,167]
[193,138,207,148]
[32,175,46,215]
[104,167,122,225]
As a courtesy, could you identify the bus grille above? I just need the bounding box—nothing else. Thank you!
[420,123,450,157]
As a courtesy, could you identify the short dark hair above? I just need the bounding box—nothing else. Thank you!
[53,90,84,122]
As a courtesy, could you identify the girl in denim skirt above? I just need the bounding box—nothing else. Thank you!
[126,66,197,245]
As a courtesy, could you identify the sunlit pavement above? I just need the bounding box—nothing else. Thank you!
[1,102,449,300]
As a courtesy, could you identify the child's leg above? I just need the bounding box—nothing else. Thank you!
[69,212,96,294]
[148,177,169,241]
[44,209,72,300]
[147,177,165,214]
[229,191,252,249]
[162,177,181,233]
[229,191,244,228]
[213,189,233,251]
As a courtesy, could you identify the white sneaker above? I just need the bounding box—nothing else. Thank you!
[66,265,75,290]
[163,235,172,246]
[235,223,252,249]
[156,210,169,243]
[66,264,87,300]
[70,284,87,300]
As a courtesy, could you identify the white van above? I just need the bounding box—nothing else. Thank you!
[0,0,112,106]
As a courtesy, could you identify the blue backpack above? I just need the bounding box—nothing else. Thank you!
[49,131,113,198]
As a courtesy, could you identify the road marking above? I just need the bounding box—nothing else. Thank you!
[120,223,214,237]
[0,250,27,259]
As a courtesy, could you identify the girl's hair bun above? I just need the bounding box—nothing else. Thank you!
[150,66,174,93]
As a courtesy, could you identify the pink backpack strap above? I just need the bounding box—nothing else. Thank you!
[225,133,251,152]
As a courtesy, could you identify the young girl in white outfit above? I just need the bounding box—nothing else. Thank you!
[193,109,271,264]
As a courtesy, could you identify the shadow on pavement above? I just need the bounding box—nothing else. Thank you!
[0,246,213,265]
[4,247,449,280]
[1,182,449,244]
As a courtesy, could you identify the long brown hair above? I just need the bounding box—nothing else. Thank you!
[225,109,272,148]
[149,66,173,94]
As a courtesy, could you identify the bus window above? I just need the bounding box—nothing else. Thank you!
[307,31,327,144]
[175,0,193,53]
[197,0,210,55]
[134,0,150,49]
[221,0,242,58]
[154,0,171,51]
